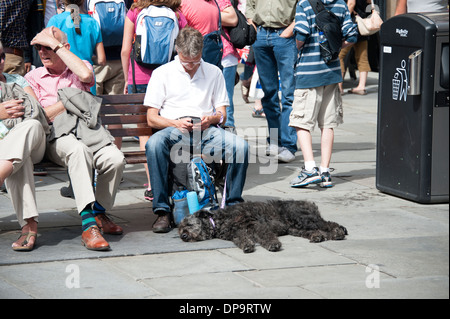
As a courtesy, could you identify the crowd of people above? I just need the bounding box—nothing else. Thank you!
[1,0,448,252]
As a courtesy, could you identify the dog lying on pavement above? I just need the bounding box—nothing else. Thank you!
[178,200,347,253]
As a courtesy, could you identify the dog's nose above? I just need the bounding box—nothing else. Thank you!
[181,233,189,241]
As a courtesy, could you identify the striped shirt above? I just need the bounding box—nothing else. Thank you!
[294,0,357,89]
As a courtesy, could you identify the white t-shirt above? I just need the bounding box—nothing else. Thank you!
[144,56,229,120]
[407,0,448,13]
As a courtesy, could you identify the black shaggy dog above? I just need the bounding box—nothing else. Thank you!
[178,200,347,253]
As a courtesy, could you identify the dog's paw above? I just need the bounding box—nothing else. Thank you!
[309,231,325,243]
[243,244,255,253]
[267,242,282,252]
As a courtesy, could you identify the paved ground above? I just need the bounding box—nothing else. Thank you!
[0,72,448,300]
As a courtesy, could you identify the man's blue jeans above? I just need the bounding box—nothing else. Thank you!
[146,125,249,213]
[252,26,298,154]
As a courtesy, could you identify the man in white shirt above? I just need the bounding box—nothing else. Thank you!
[144,27,249,233]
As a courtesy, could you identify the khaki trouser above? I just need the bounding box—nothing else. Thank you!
[1,120,46,227]
[4,53,26,76]
[94,60,125,95]
[46,134,125,214]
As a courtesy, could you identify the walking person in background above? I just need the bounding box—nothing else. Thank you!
[91,0,133,149]
[394,0,448,15]
[246,0,298,163]
[217,0,239,129]
[92,0,133,97]
[0,0,32,76]
[121,0,187,202]
[338,0,371,96]
[289,0,357,188]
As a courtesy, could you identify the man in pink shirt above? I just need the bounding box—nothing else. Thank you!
[25,27,125,251]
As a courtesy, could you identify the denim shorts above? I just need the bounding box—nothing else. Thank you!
[289,83,343,131]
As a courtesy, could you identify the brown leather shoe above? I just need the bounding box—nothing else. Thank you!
[81,226,110,251]
[95,213,123,235]
[152,212,172,233]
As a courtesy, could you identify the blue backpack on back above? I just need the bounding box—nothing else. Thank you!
[133,5,179,69]
[88,0,126,47]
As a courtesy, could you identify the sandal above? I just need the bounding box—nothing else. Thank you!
[240,78,251,104]
[241,84,250,103]
[347,88,367,95]
[252,108,266,118]
[12,232,37,252]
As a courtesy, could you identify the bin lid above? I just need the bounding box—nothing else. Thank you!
[422,12,449,34]
[381,13,448,45]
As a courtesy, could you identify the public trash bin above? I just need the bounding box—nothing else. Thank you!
[376,12,449,203]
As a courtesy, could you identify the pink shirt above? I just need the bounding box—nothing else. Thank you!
[216,0,239,60]
[127,8,188,86]
[181,0,219,36]
[24,61,95,108]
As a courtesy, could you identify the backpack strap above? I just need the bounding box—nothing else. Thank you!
[131,41,138,93]
[219,0,235,42]
[213,0,222,34]
[307,0,325,16]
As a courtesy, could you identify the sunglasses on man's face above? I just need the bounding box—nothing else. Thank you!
[0,52,5,61]
[34,44,53,51]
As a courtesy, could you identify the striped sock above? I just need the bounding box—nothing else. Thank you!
[81,208,97,232]
[92,201,106,215]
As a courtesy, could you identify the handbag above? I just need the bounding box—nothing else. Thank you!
[202,0,223,68]
[221,0,256,49]
[355,0,383,36]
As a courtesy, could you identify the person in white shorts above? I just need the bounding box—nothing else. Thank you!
[289,0,357,188]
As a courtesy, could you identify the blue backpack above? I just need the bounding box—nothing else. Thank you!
[133,5,179,69]
[88,0,126,47]
[187,157,218,210]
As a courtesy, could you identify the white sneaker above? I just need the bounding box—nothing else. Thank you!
[276,147,295,163]
[265,144,280,156]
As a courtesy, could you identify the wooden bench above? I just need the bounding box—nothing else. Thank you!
[35,93,150,171]
[98,93,150,165]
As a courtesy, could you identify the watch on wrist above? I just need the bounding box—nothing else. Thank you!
[53,43,64,53]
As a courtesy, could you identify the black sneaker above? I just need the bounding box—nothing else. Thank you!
[144,189,154,201]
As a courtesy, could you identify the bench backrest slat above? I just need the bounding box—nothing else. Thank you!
[100,93,146,104]
[101,114,148,125]
[98,94,150,164]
